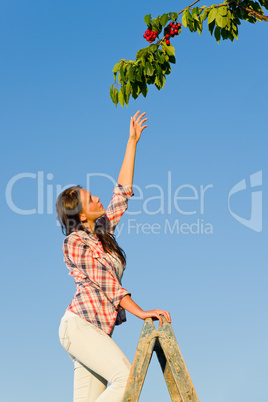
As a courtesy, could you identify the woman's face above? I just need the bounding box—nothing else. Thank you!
[79,188,105,224]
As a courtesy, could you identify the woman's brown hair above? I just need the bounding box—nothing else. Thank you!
[56,186,126,266]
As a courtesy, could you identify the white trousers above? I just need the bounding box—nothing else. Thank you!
[59,312,131,402]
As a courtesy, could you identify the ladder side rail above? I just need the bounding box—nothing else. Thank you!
[154,338,183,402]
[158,318,199,402]
[123,319,157,402]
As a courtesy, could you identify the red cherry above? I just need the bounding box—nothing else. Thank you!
[166,39,170,45]
[143,34,147,38]
[169,22,173,26]
[178,23,182,27]
[154,30,158,34]
[165,34,170,39]
[174,29,178,34]
[170,31,175,37]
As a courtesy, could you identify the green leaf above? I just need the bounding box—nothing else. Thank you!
[154,75,162,90]
[136,48,148,59]
[219,6,228,16]
[232,24,239,39]
[225,12,231,29]
[131,82,141,99]
[208,20,215,35]
[155,74,166,90]
[144,14,151,26]
[163,61,171,75]
[214,26,221,42]
[148,44,158,53]
[160,13,169,26]
[136,66,143,82]
[156,63,162,77]
[169,55,176,64]
[125,81,132,102]
[227,30,234,42]
[192,7,200,21]
[140,57,146,67]
[141,81,148,98]
[200,7,210,21]
[208,8,217,24]
[110,84,114,101]
[148,53,155,63]
[112,61,123,73]
[152,20,161,32]
[145,62,154,76]
[113,87,118,105]
[155,50,166,64]
[197,20,203,35]
[187,19,195,32]
[187,8,194,22]
[118,88,124,107]
[119,66,126,83]
[182,9,188,27]
[162,42,175,56]
[216,11,227,28]
[221,28,229,40]
[128,65,135,82]
[147,73,156,85]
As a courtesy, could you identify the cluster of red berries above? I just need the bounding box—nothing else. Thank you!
[143,22,182,46]
[164,22,182,45]
[143,28,158,43]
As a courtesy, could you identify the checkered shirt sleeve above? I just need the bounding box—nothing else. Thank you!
[96,183,133,234]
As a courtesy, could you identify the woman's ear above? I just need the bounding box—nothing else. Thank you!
[79,212,87,223]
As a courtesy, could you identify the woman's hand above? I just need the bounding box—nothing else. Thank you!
[129,110,148,143]
[117,111,148,187]
[139,309,171,326]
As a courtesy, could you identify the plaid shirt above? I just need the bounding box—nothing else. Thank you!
[63,184,133,334]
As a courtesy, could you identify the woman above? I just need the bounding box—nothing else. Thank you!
[57,111,171,402]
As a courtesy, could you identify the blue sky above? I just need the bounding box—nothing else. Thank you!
[1,1,267,401]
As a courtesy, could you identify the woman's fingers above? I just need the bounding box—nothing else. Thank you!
[140,118,148,126]
[140,125,148,133]
[137,112,146,123]
[162,310,171,321]
[133,111,146,124]
[148,309,171,325]
[133,110,140,120]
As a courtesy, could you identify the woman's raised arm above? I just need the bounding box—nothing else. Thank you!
[117,111,148,188]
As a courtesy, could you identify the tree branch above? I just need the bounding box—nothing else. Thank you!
[234,1,268,21]
[178,0,201,16]
[177,0,268,21]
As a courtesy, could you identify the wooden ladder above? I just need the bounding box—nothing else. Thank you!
[123,317,199,401]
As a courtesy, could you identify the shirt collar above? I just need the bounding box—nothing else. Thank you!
[76,229,99,244]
